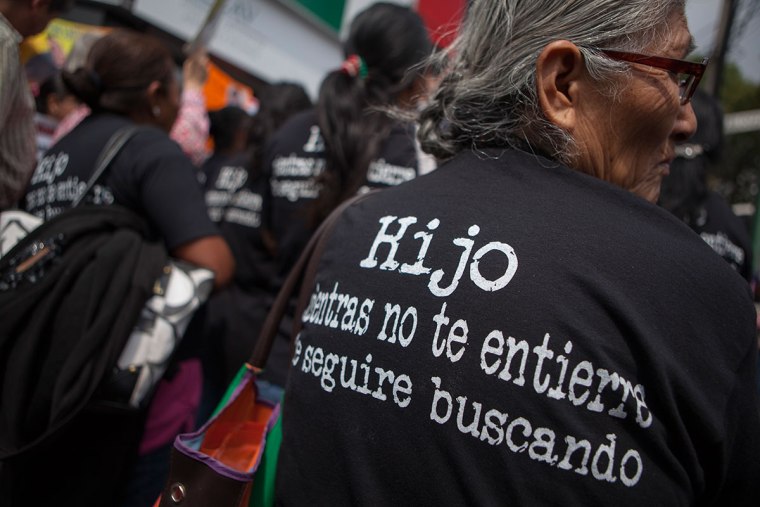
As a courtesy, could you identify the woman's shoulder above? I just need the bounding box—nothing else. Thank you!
[131,123,182,151]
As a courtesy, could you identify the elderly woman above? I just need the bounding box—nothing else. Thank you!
[275,0,760,505]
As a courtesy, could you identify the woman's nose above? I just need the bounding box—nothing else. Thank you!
[672,101,698,142]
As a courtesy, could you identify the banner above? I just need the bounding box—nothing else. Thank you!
[204,62,258,114]
[20,19,109,86]
[20,18,253,113]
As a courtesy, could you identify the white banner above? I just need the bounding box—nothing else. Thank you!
[132,0,343,98]
[725,109,760,135]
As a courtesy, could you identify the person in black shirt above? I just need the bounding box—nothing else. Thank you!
[260,4,435,395]
[274,1,760,505]
[659,88,753,281]
[15,29,234,507]
[263,2,434,285]
[198,86,312,408]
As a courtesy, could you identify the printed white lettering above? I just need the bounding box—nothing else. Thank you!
[361,216,520,297]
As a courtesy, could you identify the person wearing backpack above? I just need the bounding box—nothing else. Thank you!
[2,29,234,507]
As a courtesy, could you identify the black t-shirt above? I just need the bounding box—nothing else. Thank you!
[690,191,753,282]
[23,113,218,250]
[276,149,760,505]
[202,152,274,291]
[262,109,420,282]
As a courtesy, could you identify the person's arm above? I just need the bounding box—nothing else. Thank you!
[125,128,233,288]
[170,50,210,166]
[0,36,36,209]
[172,235,235,290]
[0,39,15,127]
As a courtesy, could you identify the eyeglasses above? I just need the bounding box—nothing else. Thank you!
[595,49,709,105]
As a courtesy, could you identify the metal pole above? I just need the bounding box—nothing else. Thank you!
[185,0,229,56]
[703,0,739,98]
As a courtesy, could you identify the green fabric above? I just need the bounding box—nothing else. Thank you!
[250,410,282,507]
[293,0,345,32]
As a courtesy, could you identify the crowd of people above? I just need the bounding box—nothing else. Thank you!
[1,0,759,505]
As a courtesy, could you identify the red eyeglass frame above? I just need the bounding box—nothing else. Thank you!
[596,49,709,105]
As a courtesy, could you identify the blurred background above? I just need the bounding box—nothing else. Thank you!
[21,0,760,264]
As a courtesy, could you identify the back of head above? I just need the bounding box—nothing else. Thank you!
[343,2,433,102]
[314,2,432,223]
[418,0,685,162]
[60,29,174,118]
[0,0,74,37]
[208,106,250,154]
[255,82,312,141]
[35,72,68,114]
[249,82,312,176]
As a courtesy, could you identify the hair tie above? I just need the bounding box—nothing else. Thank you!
[340,54,368,79]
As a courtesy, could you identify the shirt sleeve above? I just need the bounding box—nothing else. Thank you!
[712,338,760,504]
[0,37,16,125]
[119,132,219,250]
[169,87,210,167]
[0,33,37,209]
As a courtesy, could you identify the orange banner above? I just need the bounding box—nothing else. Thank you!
[204,61,258,114]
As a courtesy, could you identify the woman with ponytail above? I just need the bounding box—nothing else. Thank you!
[275,0,760,504]
[263,2,434,286]
[17,29,234,507]
[24,29,233,287]
[256,3,434,399]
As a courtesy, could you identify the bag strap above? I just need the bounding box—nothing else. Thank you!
[71,125,139,208]
[248,190,377,372]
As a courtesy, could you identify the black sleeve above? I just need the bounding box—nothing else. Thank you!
[711,339,760,505]
[112,131,220,250]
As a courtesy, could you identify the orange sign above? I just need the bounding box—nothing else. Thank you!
[204,61,258,114]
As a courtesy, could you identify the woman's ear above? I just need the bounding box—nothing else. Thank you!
[146,80,163,109]
[46,94,59,117]
[535,41,586,131]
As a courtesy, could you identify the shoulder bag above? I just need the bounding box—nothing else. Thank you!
[156,190,376,507]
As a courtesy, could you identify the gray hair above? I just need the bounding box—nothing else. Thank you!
[418,0,686,164]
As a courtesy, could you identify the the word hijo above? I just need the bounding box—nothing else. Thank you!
[360,216,518,298]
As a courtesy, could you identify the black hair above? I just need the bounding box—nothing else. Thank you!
[310,2,432,225]
[50,0,74,12]
[248,82,312,178]
[208,106,250,154]
[35,72,69,114]
[60,29,174,116]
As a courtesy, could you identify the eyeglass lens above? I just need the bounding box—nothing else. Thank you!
[679,73,697,104]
